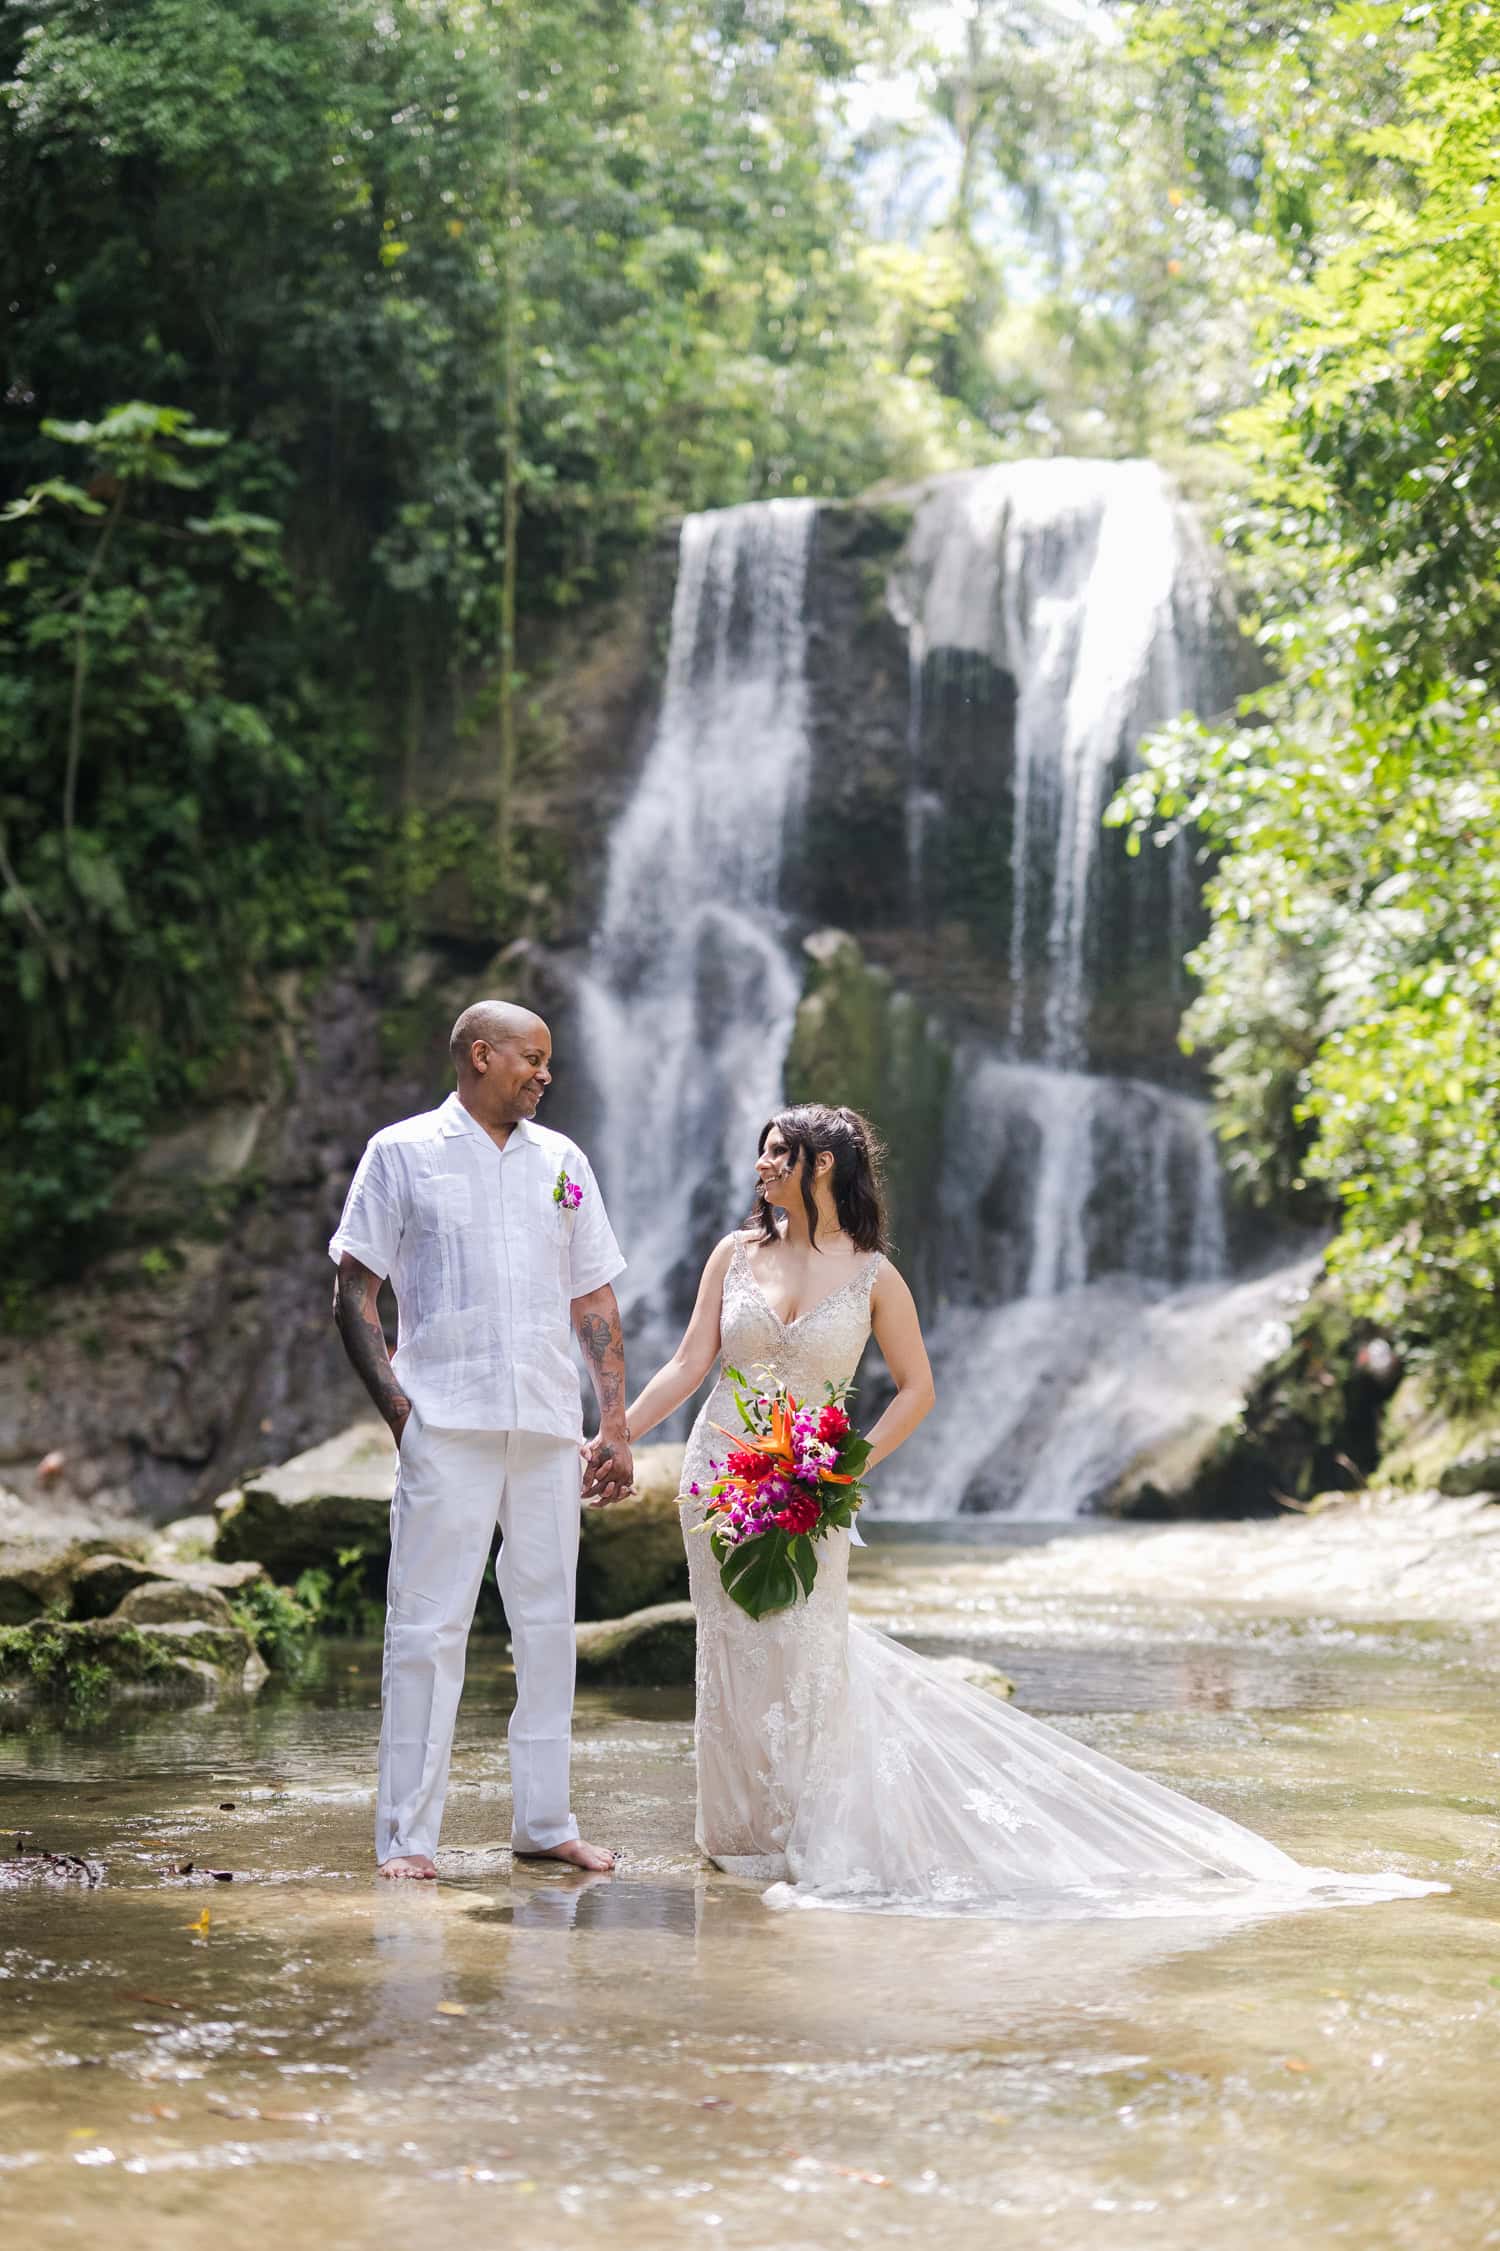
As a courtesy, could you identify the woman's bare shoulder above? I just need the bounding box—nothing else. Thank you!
[871,1252,916,1303]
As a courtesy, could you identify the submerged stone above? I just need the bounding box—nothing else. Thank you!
[926,1653,1016,1700]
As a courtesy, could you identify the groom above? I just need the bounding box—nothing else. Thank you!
[329,1000,633,1878]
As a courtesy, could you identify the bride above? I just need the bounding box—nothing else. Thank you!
[624,1102,1442,1918]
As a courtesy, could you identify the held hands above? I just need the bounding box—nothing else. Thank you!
[580,1433,635,1506]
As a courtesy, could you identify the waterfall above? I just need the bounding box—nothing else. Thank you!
[893,461,1220,1067]
[574,500,815,1364]
[574,464,1277,1513]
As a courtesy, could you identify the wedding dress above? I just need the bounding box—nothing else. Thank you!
[679,1238,1444,1918]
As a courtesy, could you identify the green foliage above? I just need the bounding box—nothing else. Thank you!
[1110,1,1500,1399]
[0,401,377,1286]
[710,1525,816,1619]
[293,1548,385,1640]
[226,1576,322,1671]
[229,1546,384,1661]
[1,0,985,1297]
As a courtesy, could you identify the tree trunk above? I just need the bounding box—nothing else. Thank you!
[496,0,523,900]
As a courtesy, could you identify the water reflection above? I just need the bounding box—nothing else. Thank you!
[464,1871,703,1940]
[0,1538,1490,2249]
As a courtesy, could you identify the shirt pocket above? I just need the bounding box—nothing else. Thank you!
[416,1169,474,1228]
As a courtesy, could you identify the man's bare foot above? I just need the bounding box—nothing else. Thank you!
[377,1853,438,1880]
[515,1839,617,1873]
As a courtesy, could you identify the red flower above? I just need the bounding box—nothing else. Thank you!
[726,1447,772,1483]
[774,1493,821,1537]
[817,1403,850,1441]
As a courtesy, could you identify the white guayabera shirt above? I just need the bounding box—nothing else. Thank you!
[328,1092,626,1439]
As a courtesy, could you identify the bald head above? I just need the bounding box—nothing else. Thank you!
[449,1000,548,1073]
[449,1001,553,1132]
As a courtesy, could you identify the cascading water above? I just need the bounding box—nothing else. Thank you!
[574,500,815,1374]
[576,464,1290,1512]
[881,464,1250,1515]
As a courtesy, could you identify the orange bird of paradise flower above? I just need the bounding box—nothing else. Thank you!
[709,1394,854,1487]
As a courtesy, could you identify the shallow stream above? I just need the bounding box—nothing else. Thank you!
[3,1523,1496,2249]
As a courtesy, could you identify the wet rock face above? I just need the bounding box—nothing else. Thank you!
[783,929,952,1295]
[0,565,664,1528]
[1105,1280,1399,1520]
[793,495,1232,1085]
[0,967,448,1528]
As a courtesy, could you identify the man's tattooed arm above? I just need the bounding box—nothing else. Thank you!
[332,1254,410,1441]
[572,1284,634,1503]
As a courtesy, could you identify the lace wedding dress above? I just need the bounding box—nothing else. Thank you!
[678,1238,1443,1918]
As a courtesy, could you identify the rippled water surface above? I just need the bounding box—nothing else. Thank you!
[3,1526,1496,2250]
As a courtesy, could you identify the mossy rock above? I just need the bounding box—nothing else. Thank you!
[576,1445,689,1622]
[70,1551,267,1621]
[0,1536,149,1628]
[113,1578,237,1628]
[783,928,952,1281]
[216,1425,686,1631]
[0,1616,265,1713]
[146,1515,220,1566]
[214,1421,396,1579]
[1378,1370,1500,1496]
[575,1601,696,1686]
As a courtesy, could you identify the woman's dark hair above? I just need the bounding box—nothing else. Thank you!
[747,1103,889,1253]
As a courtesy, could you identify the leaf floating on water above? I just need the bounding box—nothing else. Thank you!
[175,1862,195,1876]
[206,1869,234,1882]
[1282,2057,1311,2073]
[126,1990,188,2011]
[435,2001,469,2017]
[217,1802,236,1812]
[188,1908,211,1936]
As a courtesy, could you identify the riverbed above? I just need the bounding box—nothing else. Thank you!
[3,1514,1496,2250]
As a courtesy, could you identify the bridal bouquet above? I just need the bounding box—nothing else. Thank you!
[687,1369,873,1621]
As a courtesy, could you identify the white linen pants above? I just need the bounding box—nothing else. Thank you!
[377,1410,582,1863]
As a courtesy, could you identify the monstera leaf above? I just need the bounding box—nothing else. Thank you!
[710,1527,818,1620]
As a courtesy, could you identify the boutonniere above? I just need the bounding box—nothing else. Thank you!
[553,1165,583,1211]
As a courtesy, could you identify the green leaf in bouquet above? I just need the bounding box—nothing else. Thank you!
[788,1534,816,1597]
[722,1366,745,1387]
[838,1435,874,1478]
[719,1528,811,1620]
